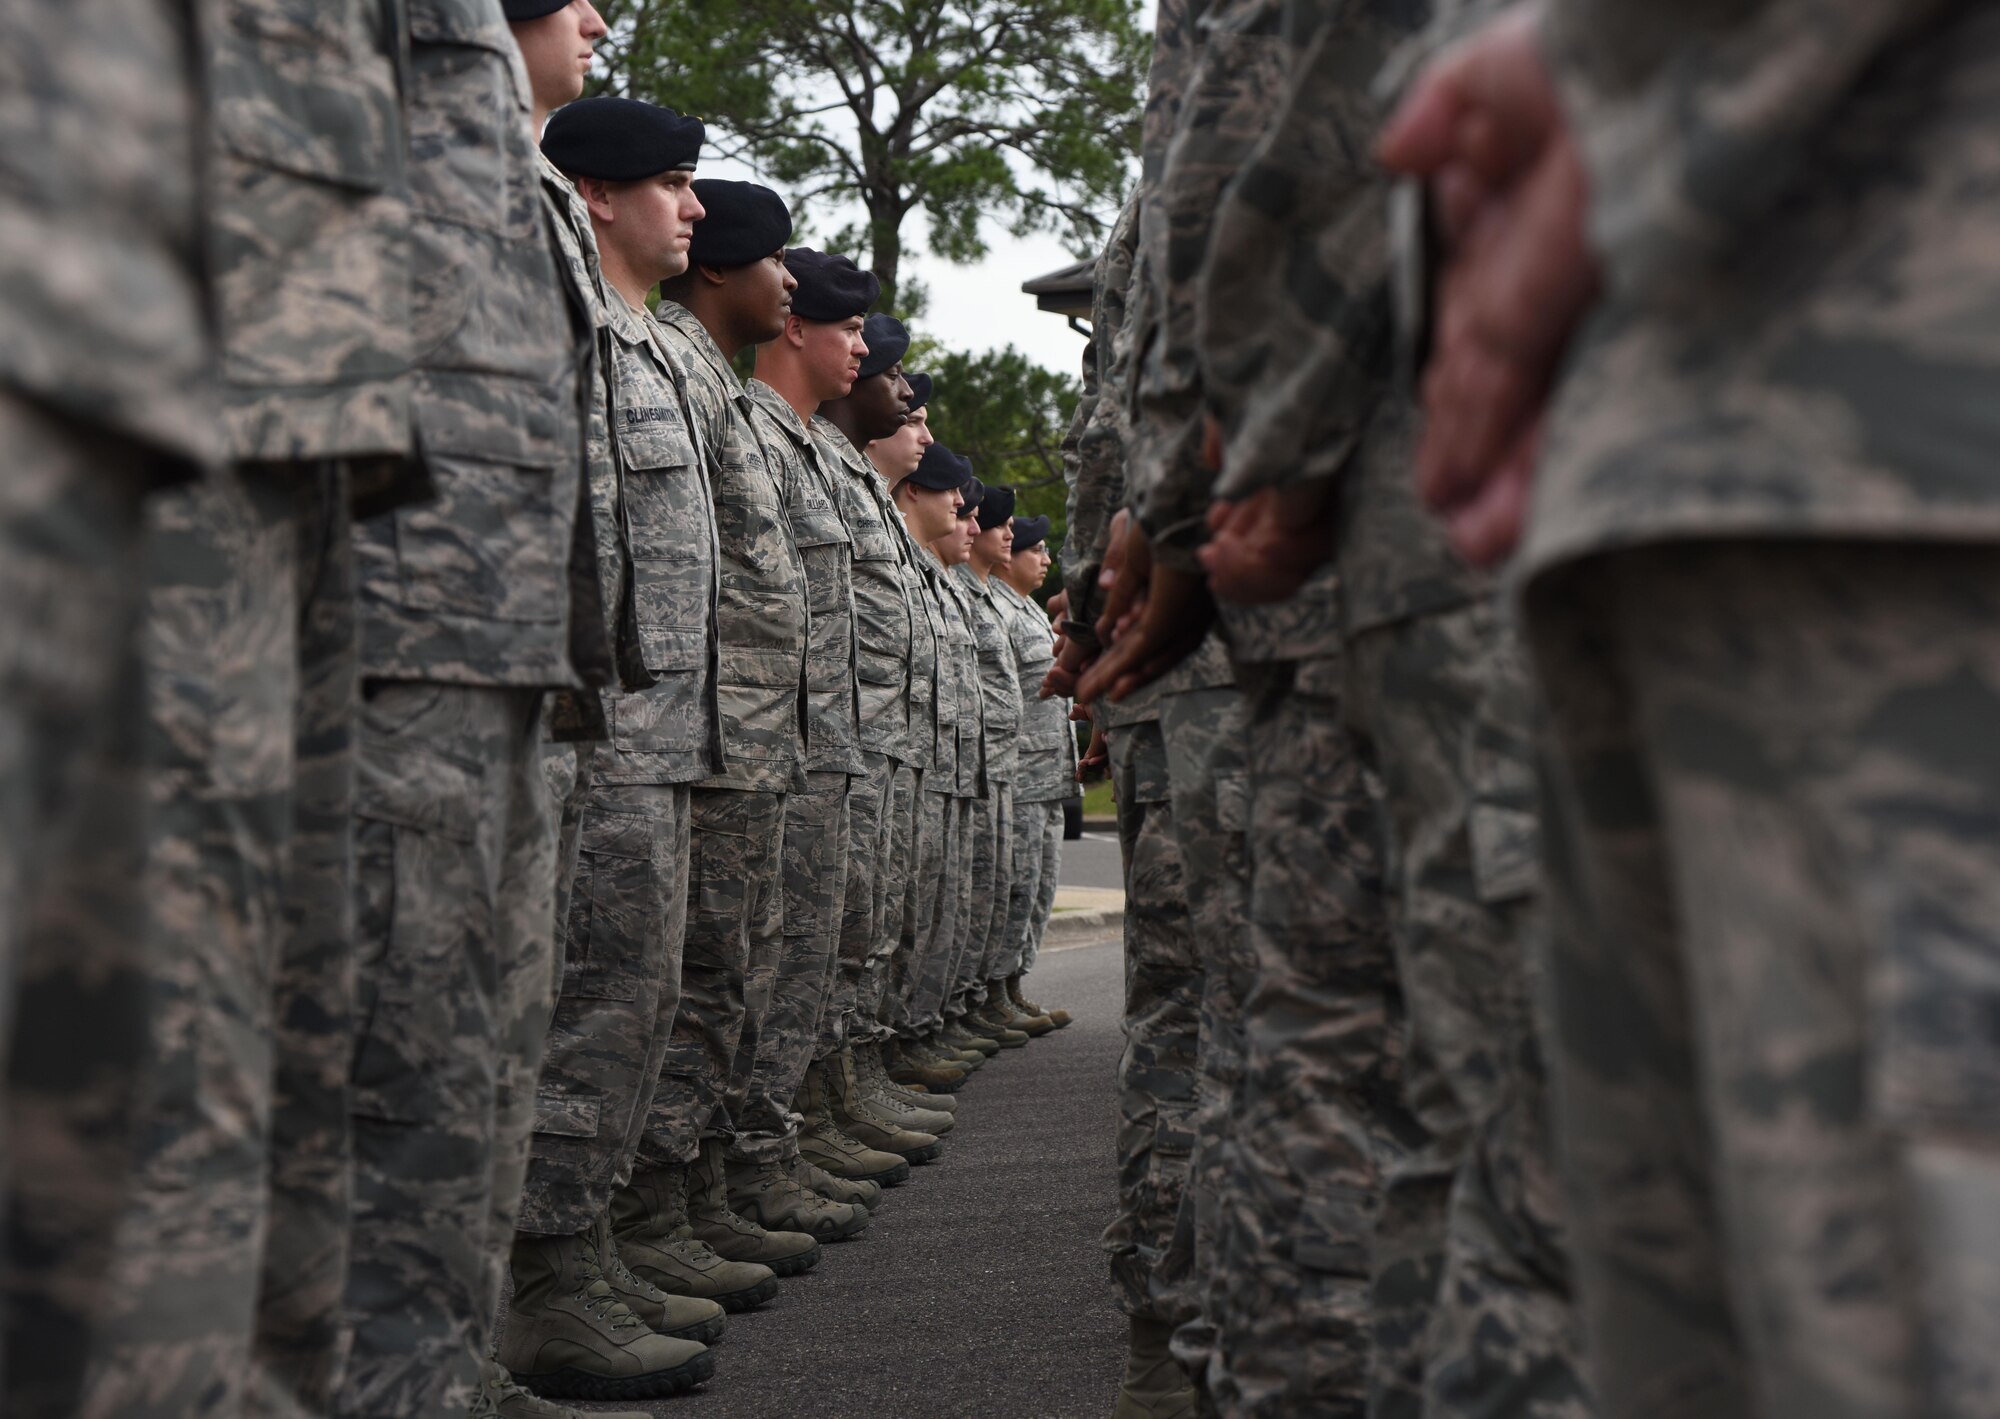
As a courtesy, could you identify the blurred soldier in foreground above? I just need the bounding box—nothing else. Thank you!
[1384,1,2000,1414]
[1,5,214,1413]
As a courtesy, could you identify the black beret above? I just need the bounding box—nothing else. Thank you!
[502,0,569,18]
[1011,515,1050,552]
[857,314,910,381]
[902,442,972,493]
[957,476,986,518]
[786,248,880,322]
[905,371,933,413]
[687,180,792,269]
[542,97,703,182]
[975,484,1016,531]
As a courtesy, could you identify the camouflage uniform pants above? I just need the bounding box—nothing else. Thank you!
[1,397,160,1418]
[1013,797,1066,978]
[880,779,948,1038]
[337,683,555,1419]
[969,781,1017,995]
[1216,658,1412,1419]
[519,779,691,1234]
[1523,541,2000,1419]
[1102,720,1203,1325]
[730,776,839,1164]
[828,751,895,1054]
[942,793,988,1021]
[910,794,970,1033]
[857,761,917,1038]
[82,464,359,1419]
[996,790,1046,982]
[1347,599,1590,1419]
[1155,686,1254,1399]
[540,740,591,986]
[639,787,784,1166]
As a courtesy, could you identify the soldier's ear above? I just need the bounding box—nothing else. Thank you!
[782,313,808,349]
[577,175,616,224]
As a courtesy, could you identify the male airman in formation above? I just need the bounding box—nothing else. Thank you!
[1,3,1075,1416]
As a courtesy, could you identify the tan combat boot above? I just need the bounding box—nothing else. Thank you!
[798,1064,917,1183]
[857,1041,957,1118]
[726,1155,870,1241]
[610,1165,778,1313]
[686,1136,822,1277]
[496,1228,713,1402]
[479,1356,652,1419]
[594,1214,725,1343]
[1110,1316,1201,1419]
[791,1153,882,1211]
[965,998,1030,1048]
[827,1049,951,1155]
[990,987,1056,1036]
[1010,971,1071,1028]
[884,1035,970,1094]
[940,1017,1001,1058]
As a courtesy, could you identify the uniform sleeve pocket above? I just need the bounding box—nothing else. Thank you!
[562,810,655,1002]
[1292,1182,1374,1276]
[533,1092,602,1139]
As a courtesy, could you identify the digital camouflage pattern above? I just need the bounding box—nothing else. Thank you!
[1127,0,1288,569]
[880,767,945,1037]
[1214,658,1412,1419]
[855,760,918,1041]
[815,416,914,766]
[1008,799,1064,978]
[1154,684,1254,1398]
[996,581,1069,805]
[0,1,213,473]
[827,749,890,1052]
[520,781,689,1233]
[958,567,1022,786]
[734,773,847,1164]
[657,303,809,792]
[644,787,787,1164]
[592,301,723,785]
[1523,541,2000,1419]
[3,8,199,1409]
[745,379,861,777]
[934,563,985,801]
[353,0,589,691]
[1102,722,1202,1325]
[337,684,555,1419]
[84,466,360,1419]
[1525,1,2000,577]
[1060,200,1138,656]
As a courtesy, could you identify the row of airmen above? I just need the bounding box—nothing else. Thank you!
[0,1,1083,1416]
[1062,0,2000,1417]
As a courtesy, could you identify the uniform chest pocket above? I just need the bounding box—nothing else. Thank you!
[787,502,850,552]
[850,524,898,564]
[211,0,400,190]
[713,496,795,585]
[405,0,537,239]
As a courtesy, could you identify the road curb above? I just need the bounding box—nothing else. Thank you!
[1045,907,1123,945]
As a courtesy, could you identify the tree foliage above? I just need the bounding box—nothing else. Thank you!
[597,0,1146,311]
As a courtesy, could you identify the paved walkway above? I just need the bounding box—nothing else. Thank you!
[607,934,1129,1418]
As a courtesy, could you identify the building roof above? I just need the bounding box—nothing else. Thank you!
[1021,256,1096,320]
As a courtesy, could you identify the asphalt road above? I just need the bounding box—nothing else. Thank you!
[1057,832,1124,892]
[602,933,1129,1419]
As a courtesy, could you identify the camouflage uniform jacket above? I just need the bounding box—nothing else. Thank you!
[933,564,985,799]
[744,379,862,776]
[587,297,724,784]
[538,152,617,739]
[956,565,1023,785]
[1062,199,1139,657]
[1523,0,2000,579]
[813,416,916,766]
[206,0,414,481]
[355,0,589,688]
[1127,0,1290,572]
[994,581,1072,803]
[3,1,216,477]
[655,303,809,793]
[1191,0,1474,643]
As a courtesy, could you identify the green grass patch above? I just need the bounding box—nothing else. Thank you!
[1081,779,1115,819]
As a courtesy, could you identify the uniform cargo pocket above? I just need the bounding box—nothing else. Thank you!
[211,4,399,190]
[534,1092,602,1139]
[404,5,537,238]
[350,736,490,1125]
[714,497,793,585]
[562,809,656,1002]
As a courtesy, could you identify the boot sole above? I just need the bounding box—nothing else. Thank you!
[761,1242,821,1277]
[658,1311,728,1344]
[767,1207,871,1242]
[889,1138,945,1165]
[805,1152,911,1188]
[512,1348,715,1401]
